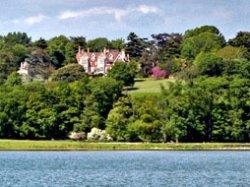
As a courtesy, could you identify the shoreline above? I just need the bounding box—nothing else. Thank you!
[0,140,250,151]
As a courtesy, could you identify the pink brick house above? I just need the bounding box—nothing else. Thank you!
[76,47,129,75]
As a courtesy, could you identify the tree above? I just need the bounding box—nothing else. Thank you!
[223,59,250,78]
[194,52,224,76]
[70,36,87,49]
[107,61,136,87]
[151,33,183,60]
[106,96,135,141]
[11,44,29,65]
[65,42,77,64]
[88,77,123,119]
[51,64,86,82]
[228,31,250,59]
[0,44,28,83]
[128,97,165,142]
[151,67,167,79]
[181,25,225,60]
[181,32,225,60]
[5,72,22,87]
[47,35,70,67]
[33,38,48,49]
[139,45,157,77]
[3,32,31,47]
[228,31,250,48]
[184,25,223,39]
[126,32,146,59]
[87,37,110,52]
[216,46,247,60]
[50,51,65,68]
[79,95,103,131]
[110,38,125,50]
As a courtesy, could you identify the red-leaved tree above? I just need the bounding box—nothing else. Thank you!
[151,67,167,79]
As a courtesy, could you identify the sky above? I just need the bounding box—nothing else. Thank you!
[0,0,249,41]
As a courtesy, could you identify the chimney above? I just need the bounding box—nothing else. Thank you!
[121,49,125,59]
[127,54,130,61]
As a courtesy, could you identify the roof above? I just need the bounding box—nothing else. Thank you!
[76,48,128,63]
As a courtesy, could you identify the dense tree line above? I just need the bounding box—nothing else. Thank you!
[0,76,122,139]
[107,76,249,142]
[0,26,249,141]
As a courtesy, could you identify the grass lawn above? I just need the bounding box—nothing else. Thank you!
[127,78,175,96]
[0,140,250,151]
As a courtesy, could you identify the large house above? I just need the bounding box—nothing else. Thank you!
[76,47,129,75]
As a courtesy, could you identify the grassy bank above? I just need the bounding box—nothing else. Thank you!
[0,140,250,151]
[128,78,175,96]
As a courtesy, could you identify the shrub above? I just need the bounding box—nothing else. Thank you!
[87,128,112,141]
[216,46,247,60]
[69,132,86,140]
[51,63,86,82]
[151,67,167,79]
[107,61,137,87]
[194,52,224,76]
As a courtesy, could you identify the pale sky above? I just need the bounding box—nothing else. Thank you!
[0,0,249,40]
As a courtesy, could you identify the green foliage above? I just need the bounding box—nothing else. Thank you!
[110,38,125,50]
[51,63,86,82]
[88,77,123,118]
[0,76,122,139]
[139,46,157,77]
[126,32,146,59]
[130,98,164,142]
[184,25,223,39]
[33,38,48,49]
[228,31,250,59]
[47,35,70,67]
[216,46,247,60]
[152,33,183,61]
[181,26,225,60]
[228,31,250,48]
[3,32,31,47]
[107,61,137,87]
[160,77,250,142]
[65,42,77,64]
[0,44,28,83]
[87,37,110,52]
[70,36,87,49]
[11,44,29,63]
[5,72,22,87]
[223,59,250,78]
[107,75,250,142]
[194,52,224,76]
[181,32,225,60]
[106,96,134,141]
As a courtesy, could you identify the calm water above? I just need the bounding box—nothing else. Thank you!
[0,151,249,187]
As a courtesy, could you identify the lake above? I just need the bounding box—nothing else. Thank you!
[0,151,249,186]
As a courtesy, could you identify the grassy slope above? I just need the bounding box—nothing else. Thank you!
[127,78,175,96]
[1,140,250,151]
